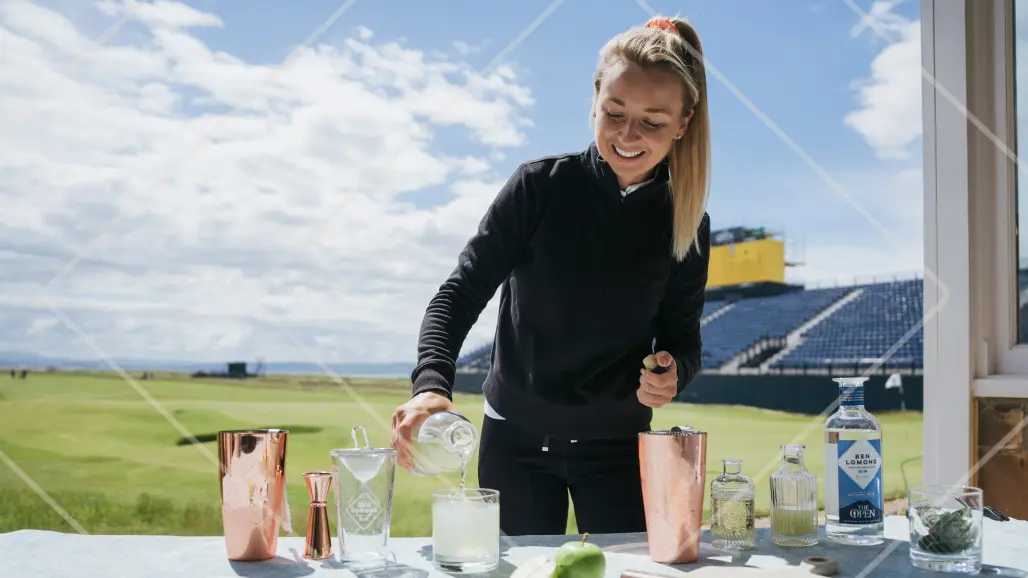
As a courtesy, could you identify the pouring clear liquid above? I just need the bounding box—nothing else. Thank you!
[409,411,478,488]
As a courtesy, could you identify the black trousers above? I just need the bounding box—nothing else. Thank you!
[477,415,648,536]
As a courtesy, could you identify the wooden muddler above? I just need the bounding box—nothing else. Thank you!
[643,354,667,374]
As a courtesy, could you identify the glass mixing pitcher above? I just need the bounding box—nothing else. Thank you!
[409,411,478,477]
[331,426,396,566]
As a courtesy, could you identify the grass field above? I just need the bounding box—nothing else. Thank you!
[0,372,924,537]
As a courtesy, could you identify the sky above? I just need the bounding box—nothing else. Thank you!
[0,0,1006,364]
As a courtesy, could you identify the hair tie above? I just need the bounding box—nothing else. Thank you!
[646,17,680,35]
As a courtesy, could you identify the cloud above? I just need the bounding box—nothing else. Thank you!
[452,40,484,56]
[844,1,1027,273]
[0,0,535,363]
[789,242,922,288]
[96,0,224,29]
[819,1,926,287]
[773,163,924,286]
[843,1,922,160]
[848,0,909,40]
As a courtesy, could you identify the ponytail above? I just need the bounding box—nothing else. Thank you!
[669,18,710,261]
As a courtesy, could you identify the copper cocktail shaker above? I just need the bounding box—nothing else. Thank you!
[639,426,707,564]
[217,429,290,561]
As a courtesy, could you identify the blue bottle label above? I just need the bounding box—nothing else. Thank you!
[839,386,864,407]
[837,438,883,524]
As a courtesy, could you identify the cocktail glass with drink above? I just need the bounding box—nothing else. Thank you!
[432,488,500,573]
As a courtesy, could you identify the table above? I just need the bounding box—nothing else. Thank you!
[2,516,1026,578]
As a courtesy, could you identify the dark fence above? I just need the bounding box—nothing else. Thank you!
[676,373,922,414]
[454,372,491,394]
[765,359,923,374]
[452,371,922,415]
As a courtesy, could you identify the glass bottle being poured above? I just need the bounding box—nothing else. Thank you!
[409,411,478,481]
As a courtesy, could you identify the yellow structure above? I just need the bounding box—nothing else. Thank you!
[707,237,785,288]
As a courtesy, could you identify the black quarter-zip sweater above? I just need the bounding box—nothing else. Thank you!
[411,141,711,441]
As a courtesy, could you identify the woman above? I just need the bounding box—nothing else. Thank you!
[390,15,711,536]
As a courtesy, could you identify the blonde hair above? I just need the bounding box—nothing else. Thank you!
[593,15,710,262]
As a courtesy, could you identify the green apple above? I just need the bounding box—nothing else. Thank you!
[554,533,606,578]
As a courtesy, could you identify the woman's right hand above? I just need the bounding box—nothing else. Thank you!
[390,391,455,471]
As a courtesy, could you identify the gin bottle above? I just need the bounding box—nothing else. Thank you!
[710,459,756,550]
[824,377,884,545]
[409,411,478,477]
[769,444,819,547]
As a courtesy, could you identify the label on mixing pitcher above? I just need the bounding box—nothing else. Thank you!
[836,438,883,524]
[346,489,384,531]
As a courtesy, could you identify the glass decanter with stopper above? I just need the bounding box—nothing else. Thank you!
[410,411,478,480]
[769,444,819,547]
[710,458,756,550]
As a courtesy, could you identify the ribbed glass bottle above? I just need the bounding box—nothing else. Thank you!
[710,459,756,550]
[769,444,819,547]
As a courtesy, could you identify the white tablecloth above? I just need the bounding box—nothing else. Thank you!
[2,516,1026,578]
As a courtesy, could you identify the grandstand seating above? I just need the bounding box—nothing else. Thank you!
[456,342,492,372]
[699,287,852,368]
[701,300,726,321]
[772,279,924,370]
[455,278,932,374]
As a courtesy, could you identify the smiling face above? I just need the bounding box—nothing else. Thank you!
[593,59,691,189]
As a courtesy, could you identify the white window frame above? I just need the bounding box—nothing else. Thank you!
[923,0,1028,487]
[983,0,1028,378]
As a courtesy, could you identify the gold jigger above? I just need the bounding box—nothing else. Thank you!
[639,426,707,564]
[303,471,334,559]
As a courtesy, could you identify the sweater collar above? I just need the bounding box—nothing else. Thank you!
[584,141,671,201]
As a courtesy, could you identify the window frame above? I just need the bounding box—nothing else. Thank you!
[924,0,1028,485]
[987,0,1028,377]
[927,0,1028,391]
[922,0,975,487]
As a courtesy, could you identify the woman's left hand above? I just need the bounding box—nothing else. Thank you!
[637,351,678,408]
